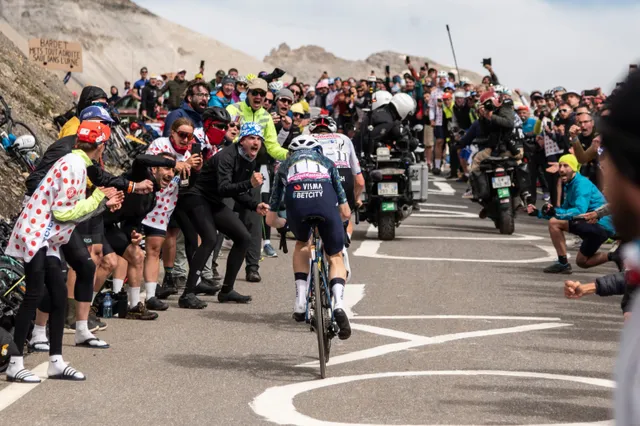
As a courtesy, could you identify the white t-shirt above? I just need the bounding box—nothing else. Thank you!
[141,137,190,231]
[7,153,88,262]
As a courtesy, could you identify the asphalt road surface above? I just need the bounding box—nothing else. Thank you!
[0,176,623,425]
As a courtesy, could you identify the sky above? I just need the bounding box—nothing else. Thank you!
[135,0,640,92]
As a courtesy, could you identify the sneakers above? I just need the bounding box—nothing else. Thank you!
[462,189,474,199]
[456,175,469,183]
[543,192,551,202]
[157,274,178,300]
[217,289,252,304]
[246,271,261,283]
[88,311,107,331]
[262,243,277,258]
[543,262,573,274]
[145,296,168,311]
[292,312,306,322]
[194,280,221,296]
[432,167,441,176]
[178,293,208,309]
[126,302,159,320]
[333,308,352,340]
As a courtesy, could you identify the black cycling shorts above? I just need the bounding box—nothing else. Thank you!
[143,225,166,238]
[102,224,131,257]
[285,182,344,256]
[337,168,356,211]
[76,216,104,246]
[568,220,611,257]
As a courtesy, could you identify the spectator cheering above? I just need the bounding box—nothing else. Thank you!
[161,69,189,111]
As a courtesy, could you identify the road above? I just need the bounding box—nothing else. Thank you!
[0,176,623,425]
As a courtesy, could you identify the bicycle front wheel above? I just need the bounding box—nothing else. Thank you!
[314,261,327,379]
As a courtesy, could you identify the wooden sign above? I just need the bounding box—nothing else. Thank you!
[28,38,83,73]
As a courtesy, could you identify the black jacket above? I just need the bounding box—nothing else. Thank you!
[141,85,159,118]
[192,144,258,211]
[103,155,176,230]
[595,272,637,314]
[25,136,131,197]
[453,104,473,131]
[361,105,407,157]
[478,103,515,150]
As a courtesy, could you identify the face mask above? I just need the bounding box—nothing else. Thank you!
[204,120,226,145]
[169,135,189,154]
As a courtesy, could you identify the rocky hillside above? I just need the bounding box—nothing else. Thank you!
[0,0,271,91]
[0,30,73,218]
[265,44,484,85]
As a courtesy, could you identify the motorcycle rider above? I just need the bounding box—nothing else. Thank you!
[363,92,417,160]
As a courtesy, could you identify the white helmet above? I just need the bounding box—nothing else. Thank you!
[268,81,283,92]
[437,70,448,78]
[13,134,36,151]
[390,93,416,120]
[454,90,466,99]
[309,115,337,133]
[372,90,392,111]
[288,134,323,154]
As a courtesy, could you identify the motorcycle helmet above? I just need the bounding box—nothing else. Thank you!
[372,90,392,111]
[309,115,337,133]
[390,93,416,120]
[288,134,323,154]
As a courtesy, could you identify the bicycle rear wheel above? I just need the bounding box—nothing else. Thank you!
[314,256,327,379]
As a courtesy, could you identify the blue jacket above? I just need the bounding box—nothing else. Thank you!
[538,172,614,234]
[162,101,203,138]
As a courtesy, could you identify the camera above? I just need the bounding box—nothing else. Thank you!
[483,100,495,112]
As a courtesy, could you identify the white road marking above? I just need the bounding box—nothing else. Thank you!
[0,362,48,412]
[251,370,613,426]
[343,284,365,318]
[354,240,557,264]
[296,322,571,368]
[427,189,454,196]
[419,203,468,209]
[353,315,563,321]
[365,224,543,242]
[432,181,455,194]
[412,210,479,218]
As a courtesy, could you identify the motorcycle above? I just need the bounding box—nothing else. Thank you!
[359,124,428,240]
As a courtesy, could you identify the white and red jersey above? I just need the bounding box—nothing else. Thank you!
[6,152,88,262]
[142,137,190,232]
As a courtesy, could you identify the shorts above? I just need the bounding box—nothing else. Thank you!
[143,225,166,238]
[337,168,356,211]
[423,125,435,148]
[434,126,445,140]
[77,216,104,246]
[102,224,132,257]
[568,220,611,257]
[285,182,344,256]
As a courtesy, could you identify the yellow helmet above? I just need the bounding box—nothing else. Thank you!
[246,73,257,81]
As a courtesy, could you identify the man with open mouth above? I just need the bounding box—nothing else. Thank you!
[177,122,270,308]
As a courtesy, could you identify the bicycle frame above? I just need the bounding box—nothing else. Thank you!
[305,227,333,325]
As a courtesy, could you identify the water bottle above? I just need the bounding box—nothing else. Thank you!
[103,293,113,318]
[0,130,10,149]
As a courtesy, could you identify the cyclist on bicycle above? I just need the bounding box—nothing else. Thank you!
[266,135,352,340]
[308,115,364,281]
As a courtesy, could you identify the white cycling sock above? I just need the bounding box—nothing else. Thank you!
[264,239,271,246]
[128,287,140,307]
[75,321,107,346]
[30,324,47,343]
[435,159,442,169]
[144,282,157,299]
[294,279,307,313]
[112,278,124,294]
[332,283,345,310]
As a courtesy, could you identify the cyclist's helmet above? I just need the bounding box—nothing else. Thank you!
[288,135,323,155]
[236,75,248,85]
[309,115,337,133]
[202,106,231,124]
[268,81,284,92]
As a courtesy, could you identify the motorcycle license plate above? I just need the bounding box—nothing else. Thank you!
[378,182,398,196]
[497,187,510,199]
[492,176,511,189]
[381,201,396,212]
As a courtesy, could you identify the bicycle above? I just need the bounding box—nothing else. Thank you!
[304,216,339,379]
[0,95,42,172]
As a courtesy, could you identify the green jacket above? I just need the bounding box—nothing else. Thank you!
[226,101,288,161]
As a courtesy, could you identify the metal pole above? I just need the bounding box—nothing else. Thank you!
[446,25,461,86]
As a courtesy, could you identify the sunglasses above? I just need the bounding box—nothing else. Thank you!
[92,101,109,109]
[175,131,194,140]
[290,89,301,95]
[293,113,304,118]
[263,98,274,104]
[251,89,266,97]
[560,109,571,113]
[213,123,227,130]
[228,122,238,128]
[278,98,292,105]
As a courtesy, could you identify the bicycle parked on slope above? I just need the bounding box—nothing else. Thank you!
[0,95,42,173]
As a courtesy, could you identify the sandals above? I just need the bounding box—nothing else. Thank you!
[27,341,50,353]
[75,337,110,349]
[7,368,41,383]
[48,365,86,381]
